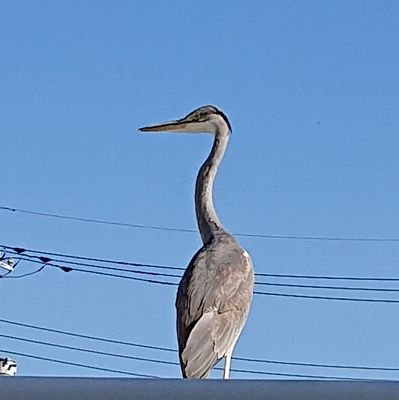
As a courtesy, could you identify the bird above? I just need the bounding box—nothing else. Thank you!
[139,105,254,379]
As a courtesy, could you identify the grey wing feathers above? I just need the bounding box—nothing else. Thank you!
[176,235,254,378]
[181,311,218,378]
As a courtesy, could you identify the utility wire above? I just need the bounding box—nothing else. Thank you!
[0,349,158,378]
[0,318,175,353]
[3,243,399,283]
[227,368,368,381]
[254,272,399,282]
[254,291,399,303]
[254,281,399,293]
[12,253,182,279]
[29,259,178,287]
[0,335,370,380]
[10,253,399,295]
[0,265,45,279]
[2,205,399,242]
[4,252,399,303]
[2,318,399,373]
[1,244,185,271]
[7,258,399,303]
[0,206,196,232]
[0,257,177,286]
[0,334,179,367]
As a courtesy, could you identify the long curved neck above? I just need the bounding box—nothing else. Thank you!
[195,131,229,244]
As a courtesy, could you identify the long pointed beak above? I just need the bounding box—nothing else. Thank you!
[138,120,190,133]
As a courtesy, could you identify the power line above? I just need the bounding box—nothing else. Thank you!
[8,257,399,303]
[254,281,399,293]
[0,257,178,286]
[0,334,179,367]
[12,253,182,279]
[10,253,399,295]
[0,266,45,279]
[2,318,399,373]
[0,349,361,381]
[254,291,399,303]
[0,349,158,378]
[0,335,371,380]
[4,251,399,303]
[235,355,399,372]
[3,243,399,283]
[254,271,399,282]
[0,206,196,233]
[1,244,185,271]
[2,205,399,242]
[0,318,175,353]
[30,259,179,287]
[227,368,367,380]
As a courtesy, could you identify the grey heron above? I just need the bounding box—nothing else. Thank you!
[139,105,254,379]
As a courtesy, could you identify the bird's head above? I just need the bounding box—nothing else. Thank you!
[139,105,232,136]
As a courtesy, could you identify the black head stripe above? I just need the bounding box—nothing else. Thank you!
[201,105,232,133]
[182,105,232,132]
[217,110,232,133]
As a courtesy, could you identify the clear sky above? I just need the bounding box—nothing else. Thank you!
[1,0,399,379]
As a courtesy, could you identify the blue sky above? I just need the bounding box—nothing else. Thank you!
[1,0,399,379]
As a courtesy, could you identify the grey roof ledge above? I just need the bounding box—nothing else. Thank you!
[1,377,399,400]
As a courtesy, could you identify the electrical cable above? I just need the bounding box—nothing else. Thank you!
[4,254,399,302]
[0,338,369,381]
[0,348,158,378]
[2,318,399,373]
[2,205,399,242]
[3,243,399,283]
[10,253,399,295]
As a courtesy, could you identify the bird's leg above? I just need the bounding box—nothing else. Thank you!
[223,351,232,379]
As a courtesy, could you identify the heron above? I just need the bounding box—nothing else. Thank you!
[139,105,254,379]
